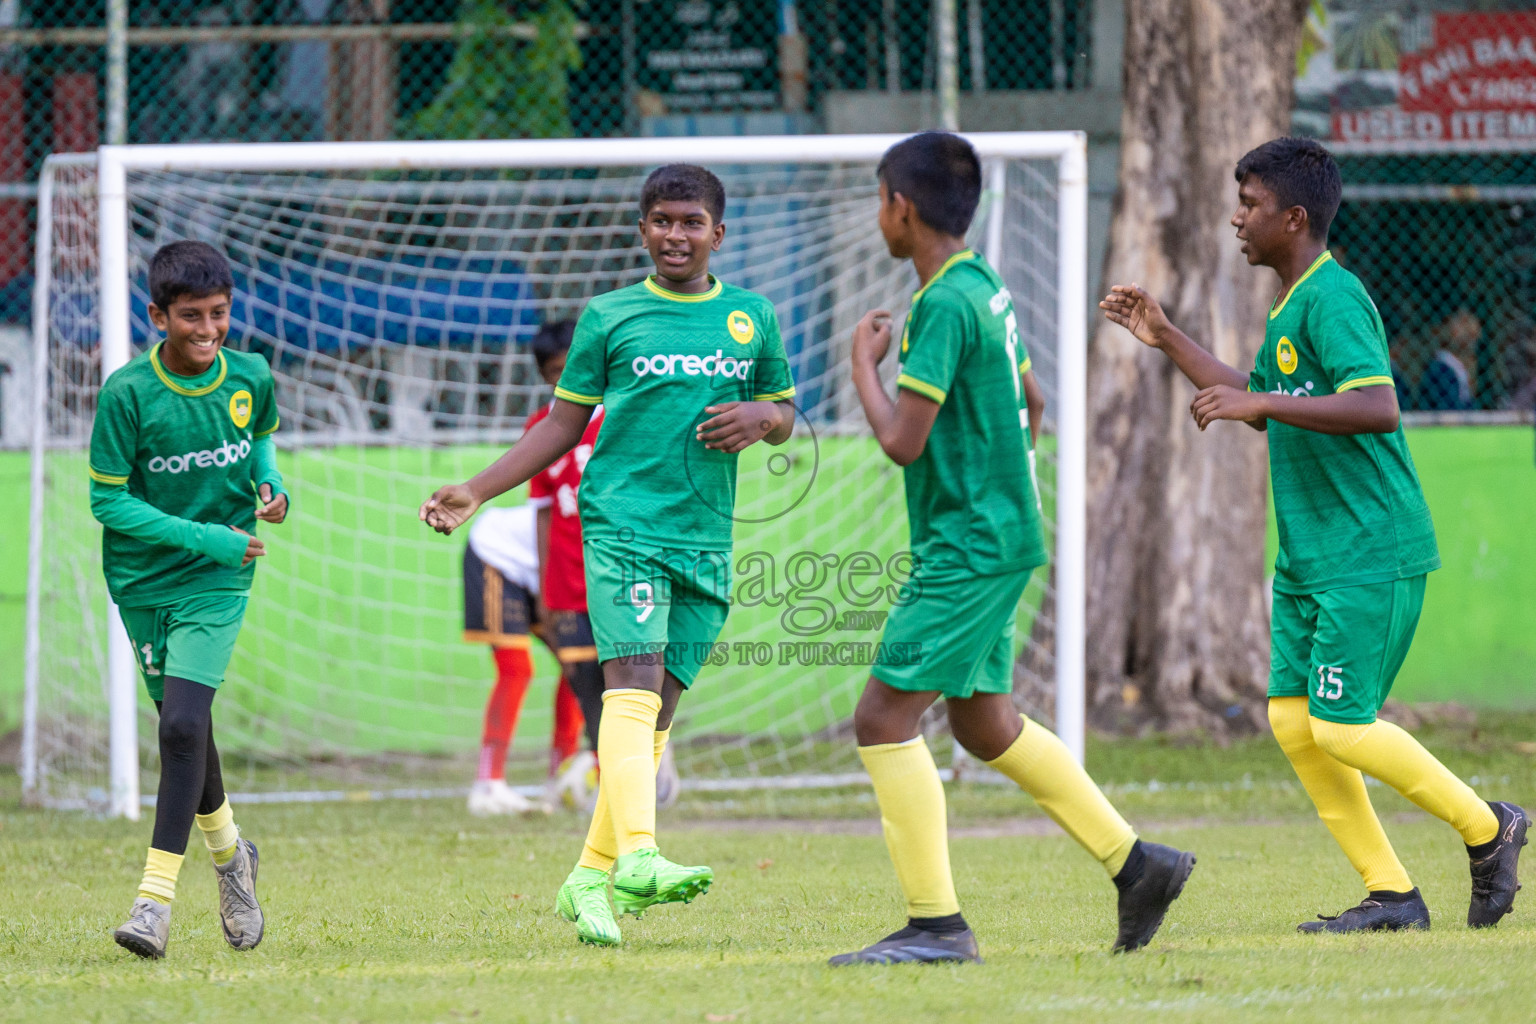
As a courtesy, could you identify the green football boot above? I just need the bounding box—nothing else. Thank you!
[611,848,713,918]
[556,866,621,946]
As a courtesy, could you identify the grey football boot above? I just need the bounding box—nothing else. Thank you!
[215,837,265,950]
[113,897,171,959]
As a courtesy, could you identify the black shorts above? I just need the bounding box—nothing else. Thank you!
[462,546,540,649]
[547,609,597,665]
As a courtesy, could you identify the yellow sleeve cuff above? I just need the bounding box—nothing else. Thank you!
[752,387,796,402]
[553,386,602,406]
[254,418,280,438]
[88,467,130,485]
[1335,375,1395,393]
[1018,356,1032,375]
[896,373,946,405]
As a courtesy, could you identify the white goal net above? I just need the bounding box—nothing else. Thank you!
[23,135,1085,816]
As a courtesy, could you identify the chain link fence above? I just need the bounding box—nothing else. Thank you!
[3,0,1535,423]
[1300,3,1536,415]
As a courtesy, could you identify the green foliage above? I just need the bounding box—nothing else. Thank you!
[1296,0,1328,77]
[407,0,582,141]
[1333,8,1402,72]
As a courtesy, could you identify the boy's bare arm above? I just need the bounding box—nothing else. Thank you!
[1191,383,1398,435]
[420,399,593,535]
[1022,368,1044,446]
[850,310,941,467]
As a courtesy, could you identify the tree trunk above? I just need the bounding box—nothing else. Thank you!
[1074,0,1312,736]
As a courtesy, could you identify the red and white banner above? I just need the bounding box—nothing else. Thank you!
[1398,13,1536,114]
[1331,12,1536,144]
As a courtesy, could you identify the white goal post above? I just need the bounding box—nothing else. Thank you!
[26,132,1088,819]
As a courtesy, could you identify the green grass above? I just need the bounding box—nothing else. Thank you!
[5,721,1536,1022]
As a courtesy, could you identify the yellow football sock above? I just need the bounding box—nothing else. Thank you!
[138,847,183,905]
[860,737,960,919]
[1267,698,1412,892]
[577,727,671,872]
[986,715,1138,876]
[594,689,662,857]
[195,797,240,866]
[1311,716,1499,847]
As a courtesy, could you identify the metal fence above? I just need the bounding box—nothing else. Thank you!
[2,1,1535,415]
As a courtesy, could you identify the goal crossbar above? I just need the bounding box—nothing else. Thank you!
[30,132,1088,818]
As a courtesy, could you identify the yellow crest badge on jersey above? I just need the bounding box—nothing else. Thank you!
[1276,336,1298,375]
[229,390,253,429]
[727,310,755,345]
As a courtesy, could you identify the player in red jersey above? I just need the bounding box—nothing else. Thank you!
[526,322,605,806]
[524,322,680,810]
[464,323,595,816]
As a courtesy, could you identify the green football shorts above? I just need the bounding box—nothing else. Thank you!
[872,568,1033,698]
[583,537,731,688]
[118,592,250,700]
[1268,574,1427,724]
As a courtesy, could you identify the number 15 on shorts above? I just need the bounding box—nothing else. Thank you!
[1316,664,1344,701]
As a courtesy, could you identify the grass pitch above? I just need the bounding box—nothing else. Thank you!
[5,716,1536,1024]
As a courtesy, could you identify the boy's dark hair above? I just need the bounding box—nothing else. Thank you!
[639,164,726,223]
[1234,137,1342,240]
[530,319,576,370]
[876,132,982,237]
[149,240,234,310]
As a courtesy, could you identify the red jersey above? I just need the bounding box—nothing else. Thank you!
[527,402,602,611]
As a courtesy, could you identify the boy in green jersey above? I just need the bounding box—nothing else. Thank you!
[833,132,1195,966]
[1103,136,1528,933]
[90,241,286,958]
[421,165,796,947]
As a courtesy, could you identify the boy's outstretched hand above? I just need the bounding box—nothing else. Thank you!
[851,309,893,367]
[420,483,482,535]
[255,484,288,524]
[1099,284,1173,349]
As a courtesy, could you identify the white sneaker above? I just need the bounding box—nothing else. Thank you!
[113,897,171,959]
[550,751,599,812]
[467,779,537,816]
[656,744,682,809]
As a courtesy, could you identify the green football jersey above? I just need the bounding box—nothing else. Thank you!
[1248,250,1440,594]
[553,274,796,551]
[896,250,1049,579]
[89,343,280,606]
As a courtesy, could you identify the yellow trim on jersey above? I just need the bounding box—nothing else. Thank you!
[897,373,946,404]
[752,387,796,402]
[643,275,723,303]
[1336,375,1395,393]
[911,249,977,304]
[149,343,228,397]
[88,466,130,485]
[254,418,281,438]
[1018,356,1032,375]
[1268,250,1334,321]
[553,386,603,405]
